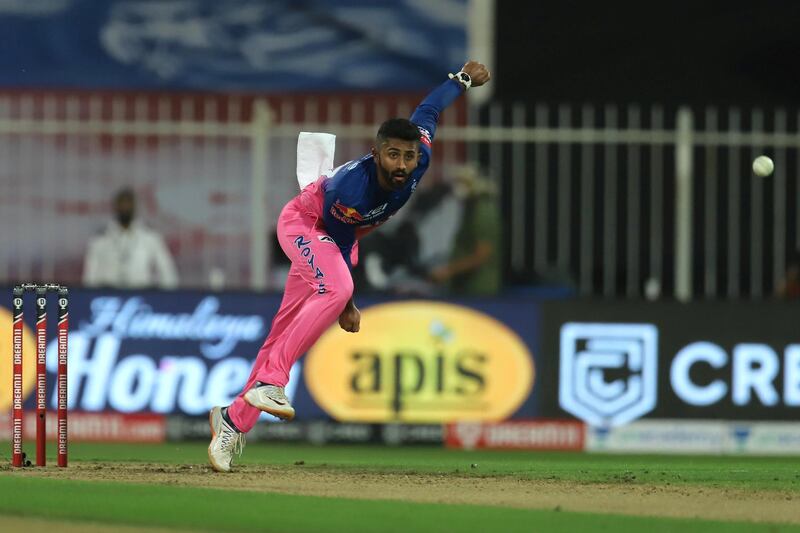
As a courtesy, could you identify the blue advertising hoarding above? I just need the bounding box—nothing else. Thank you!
[0,0,466,91]
[1,288,542,422]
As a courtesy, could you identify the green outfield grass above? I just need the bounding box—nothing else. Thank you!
[1,442,799,532]
[0,476,793,533]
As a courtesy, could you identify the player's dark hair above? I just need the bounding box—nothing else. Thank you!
[113,187,136,204]
[376,118,420,148]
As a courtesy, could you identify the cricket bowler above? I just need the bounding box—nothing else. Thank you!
[209,60,491,472]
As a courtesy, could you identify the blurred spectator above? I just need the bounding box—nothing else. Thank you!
[83,187,179,289]
[429,165,501,295]
[355,181,461,295]
[358,218,424,292]
[776,252,800,299]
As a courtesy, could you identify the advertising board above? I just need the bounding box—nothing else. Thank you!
[542,301,800,426]
[2,289,543,423]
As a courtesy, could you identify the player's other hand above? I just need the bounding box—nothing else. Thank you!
[461,61,491,87]
[338,303,361,333]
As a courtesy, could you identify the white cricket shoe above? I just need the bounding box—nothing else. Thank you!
[243,384,295,421]
[208,406,245,473]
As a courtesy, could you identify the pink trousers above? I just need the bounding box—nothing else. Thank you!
[227,187,353,433]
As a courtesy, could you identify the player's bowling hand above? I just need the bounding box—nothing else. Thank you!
[460,61,491,87]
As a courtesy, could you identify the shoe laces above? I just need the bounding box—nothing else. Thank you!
[218,421,246,458]
[233,433,246,457]
[263,385,288,403]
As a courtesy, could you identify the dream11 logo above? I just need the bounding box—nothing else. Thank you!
[559,323,658,427]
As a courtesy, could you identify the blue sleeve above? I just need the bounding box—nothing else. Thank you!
[323,183,356,269]
[410,78,464,149]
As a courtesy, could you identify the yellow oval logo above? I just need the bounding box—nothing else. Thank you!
[0,306,37,412]
[305,301,534,422]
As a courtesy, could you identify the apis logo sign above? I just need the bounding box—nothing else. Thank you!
[0,307,36,412]
[559,323,658,427]
[305,302,534,422]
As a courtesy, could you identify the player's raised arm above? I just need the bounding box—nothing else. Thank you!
[409,60,491,147]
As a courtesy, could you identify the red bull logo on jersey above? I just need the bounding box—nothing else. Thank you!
[331,201,364,224]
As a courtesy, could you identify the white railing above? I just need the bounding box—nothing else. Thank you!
[0,92,462,291]
[0,94,270,290]
[1,93,798,298]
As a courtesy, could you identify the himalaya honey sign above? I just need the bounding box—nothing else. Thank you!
[305,301,535,422]
[20,294,292,416]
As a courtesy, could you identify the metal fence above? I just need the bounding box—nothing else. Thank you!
[0,92,466,291]
[0,91,798,299]
[469,104,800,300]
[0,93,265,290]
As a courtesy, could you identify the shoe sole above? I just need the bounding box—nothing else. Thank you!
[207,408,231,473]
[243,392,296,421]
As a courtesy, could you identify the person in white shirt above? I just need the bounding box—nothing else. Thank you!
[83,188,179,289]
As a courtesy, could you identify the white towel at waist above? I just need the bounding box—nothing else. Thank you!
[296,132,336,190]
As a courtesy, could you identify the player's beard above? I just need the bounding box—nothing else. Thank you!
[389,171,408,189]
[376,157,408,191]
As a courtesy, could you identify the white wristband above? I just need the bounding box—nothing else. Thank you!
[448,71,471,90]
